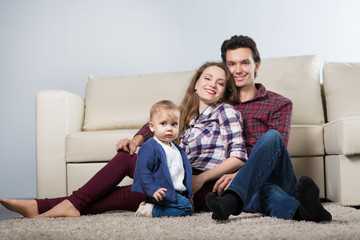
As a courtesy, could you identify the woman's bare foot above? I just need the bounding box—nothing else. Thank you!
[0,198,39,218]
[37,199,80,218]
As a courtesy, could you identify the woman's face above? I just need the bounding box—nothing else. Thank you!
[195,66,226,110]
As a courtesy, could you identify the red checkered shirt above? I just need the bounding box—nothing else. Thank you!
[235,83,293,155]
[136,83,292,157]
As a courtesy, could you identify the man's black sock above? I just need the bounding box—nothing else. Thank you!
[295,176,332,222]
[205,191,242,220]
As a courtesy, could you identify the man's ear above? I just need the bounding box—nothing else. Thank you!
[149,122,155,132]
[255,61,261,74]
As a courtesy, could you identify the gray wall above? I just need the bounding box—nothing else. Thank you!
[1,0,360,198]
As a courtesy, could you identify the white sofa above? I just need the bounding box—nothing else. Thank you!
[36,55,360,206]
[323,62,360,206]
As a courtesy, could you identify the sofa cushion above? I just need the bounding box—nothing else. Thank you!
[324,116,360,155]
[287,125,324,157]
[325,155,360,205]
[83,71,195,131]
[291,156,325,198]
[323,62,360,122]
[256,55,325,125]
[66,129,138,162]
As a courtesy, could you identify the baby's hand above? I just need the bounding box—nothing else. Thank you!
[152,188,167,202]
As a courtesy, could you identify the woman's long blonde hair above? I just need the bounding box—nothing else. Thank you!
[178,61,238,137]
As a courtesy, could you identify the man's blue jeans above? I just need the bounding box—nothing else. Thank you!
[152,193,194,218]
[226,129,299,220]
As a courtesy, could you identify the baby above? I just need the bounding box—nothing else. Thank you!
[131,100,193,217]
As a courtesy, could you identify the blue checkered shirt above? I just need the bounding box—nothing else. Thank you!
[179,104,247,171]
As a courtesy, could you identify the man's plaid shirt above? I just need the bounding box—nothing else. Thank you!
[235,83,292,155]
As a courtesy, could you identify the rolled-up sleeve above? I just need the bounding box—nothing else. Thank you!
[219,105,248,162]
[135,122,153,143]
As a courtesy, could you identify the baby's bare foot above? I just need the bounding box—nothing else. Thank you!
[0,198,39,218]
[37,199,80,218]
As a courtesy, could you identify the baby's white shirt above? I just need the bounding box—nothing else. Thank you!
[154,138,187,192]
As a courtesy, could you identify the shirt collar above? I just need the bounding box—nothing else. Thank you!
[189,103,217,126]
[240,83,267,103]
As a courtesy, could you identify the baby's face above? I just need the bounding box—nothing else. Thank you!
[150,109,180,145]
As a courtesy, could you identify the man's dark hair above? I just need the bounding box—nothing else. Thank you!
[221,35,261,64]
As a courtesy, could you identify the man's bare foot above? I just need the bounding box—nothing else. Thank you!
[0,198,39,218]
[37,199,80,218]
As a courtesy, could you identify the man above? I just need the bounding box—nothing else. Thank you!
[210,35,293,194]
[205,35,332,222]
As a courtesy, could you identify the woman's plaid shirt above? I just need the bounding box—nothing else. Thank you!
[179,104,247,171]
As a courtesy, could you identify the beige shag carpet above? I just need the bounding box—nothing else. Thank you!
[1,203,359,240]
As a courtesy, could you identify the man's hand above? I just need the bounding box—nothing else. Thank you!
[116,135,143,155]
[152,188,167,202]
[213,172,237,195]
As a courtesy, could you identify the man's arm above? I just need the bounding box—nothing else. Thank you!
[269,100,293,146]
[116,122,153,155]
[116,135,144,155]
[135,122,153,143]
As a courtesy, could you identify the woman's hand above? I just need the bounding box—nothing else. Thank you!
[191,174,206,195]
[213,172,237,196]
[192,157,243,196]
[152,188,167,202]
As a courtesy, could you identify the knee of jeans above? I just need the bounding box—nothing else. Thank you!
[267,129,280,138]
[266,130,284,144]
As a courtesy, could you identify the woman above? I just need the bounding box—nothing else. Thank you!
[1,61,247,218]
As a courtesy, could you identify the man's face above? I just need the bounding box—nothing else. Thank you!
[225,48,260,89]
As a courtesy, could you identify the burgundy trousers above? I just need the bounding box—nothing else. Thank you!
[36,151,215,215]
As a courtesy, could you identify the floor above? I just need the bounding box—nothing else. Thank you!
[0,203,21,221]
[1,199,358,221]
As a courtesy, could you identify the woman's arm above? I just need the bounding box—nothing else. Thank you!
[219,105,247,162]
[192,105,247,195]
[192,156,244,194]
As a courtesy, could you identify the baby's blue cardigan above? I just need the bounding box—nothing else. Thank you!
[132,138,193,203]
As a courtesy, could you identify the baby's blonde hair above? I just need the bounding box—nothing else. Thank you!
[150,100,180,121]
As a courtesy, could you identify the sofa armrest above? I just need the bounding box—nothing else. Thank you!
[36,90,84,198]
[324,116,360,155]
